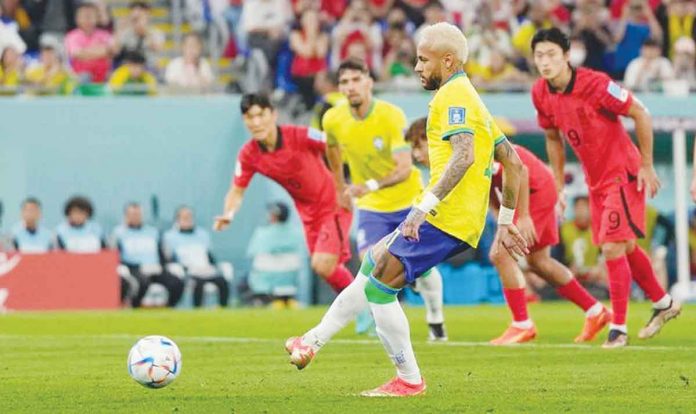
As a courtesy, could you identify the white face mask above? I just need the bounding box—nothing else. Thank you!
[569,47,587,67]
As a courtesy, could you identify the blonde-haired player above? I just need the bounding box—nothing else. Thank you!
[285,22,528,397]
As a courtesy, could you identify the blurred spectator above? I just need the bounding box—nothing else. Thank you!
[672,36,696,89]
[114,1,164,68]
[165,33,214,93]
[246,202,304,309]
[289,8,328,110]
[558,195,605,285]
[469,49,529,89]
[638,204,674,290]
[440,0,482,32]
[573,1,613,71]
[240,0,292,68]
[395,0,430,28]
[112,202,184,308]
[330,0,383,73]
[56,196,105,253]
[381,8,416,83]
[624,38,674,91]
[64,2,114,83]
[467,2,514,70]
[309,70,342,130]
[0,44,22,91]
[1,0,37,50]
[413,1,446,46]
[10,197,53,253]
[611,0,663,79]
[108,51,157,95]
[26,0,77,46]
[512,0,553,68]
[568,36,588,68]
[0,10,26,55]
[367,0,395,21]
[24,37,75,95]
[163,206,231,308]
[662,0,695,58]
[224,0,245,52]
[610,0,663,20]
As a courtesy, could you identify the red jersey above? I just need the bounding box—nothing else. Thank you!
[531,67,642,192]
[490,144,556,209]
[233,125,337,223]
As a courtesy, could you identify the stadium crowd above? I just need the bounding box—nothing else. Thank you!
[0,0,694,99]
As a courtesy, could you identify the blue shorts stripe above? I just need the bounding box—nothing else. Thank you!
[368,275,400,296]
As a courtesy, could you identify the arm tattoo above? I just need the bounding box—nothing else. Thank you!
[494,138,522,209]
[431,133,474,200]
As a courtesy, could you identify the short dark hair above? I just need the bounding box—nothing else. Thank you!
[405,117,427,143]
[240,93,274,114]
[268,202,290,223]
[123,51,146,65]
[531,27,570,53]
[573,195,589,206]
[64,196,94,217]
[129,1,150,9]
[337,58,369,78]
[22,197,41,208]
[642,38,660,48]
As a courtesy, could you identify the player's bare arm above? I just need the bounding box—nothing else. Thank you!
[493,138,529,258]
[627,99,661,198]
[326,140,352,210]
[345,151,413,197]
[544,128,567,214]
[213,185,245,231]
[402,133,473,241]
[516,164,537,246]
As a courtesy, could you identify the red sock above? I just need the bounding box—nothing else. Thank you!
[503,287,529,322]
[325,265,354,293]
[626,247,666,303]
[606,256,632,325]
[556,279,597,312]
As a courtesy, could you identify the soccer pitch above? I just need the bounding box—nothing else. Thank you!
[1,303,694,413]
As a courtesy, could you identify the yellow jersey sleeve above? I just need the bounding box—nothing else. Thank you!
[321,107,339,146]
[439,94,475,141]
[491,119,507,146]
[387,107,410,154]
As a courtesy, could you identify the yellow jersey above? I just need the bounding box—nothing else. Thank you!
[419,71,505,246]
[323,99,423,212]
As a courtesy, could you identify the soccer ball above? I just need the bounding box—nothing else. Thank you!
[127,335,182,388]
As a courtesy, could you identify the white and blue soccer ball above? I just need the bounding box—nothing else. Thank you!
[128,335,182,388]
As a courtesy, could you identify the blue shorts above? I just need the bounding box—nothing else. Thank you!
[356,208,410,253]
[386,221,470,283]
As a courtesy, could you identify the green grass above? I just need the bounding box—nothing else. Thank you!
[0,303,695,413]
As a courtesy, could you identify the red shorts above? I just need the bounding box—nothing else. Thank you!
[304,208,353,264]
[589,181,645,245]
[518,188,559,252]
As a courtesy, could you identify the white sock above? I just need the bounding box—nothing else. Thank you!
[302,273,368,352]
[585,302,604,318]
[653,294,671,310]
[511,319,534,329]
[609,323,627,333]
[370,300,422,385]
[414,267,444,324]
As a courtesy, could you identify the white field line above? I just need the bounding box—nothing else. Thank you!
[0,334,693,351]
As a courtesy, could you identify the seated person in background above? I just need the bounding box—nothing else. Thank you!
[246,202,305,309]
[163,206,231,308]
[469,50,529,90]
[558,195,605,286]
[113,1,164,68]
[24,37,75,95]
[0,45,23,91]
[623,38,674,92]
[55,196,105,253]
[112,202,184,308]
[11,197,53,253]
[108,51,157,95]
[64,2,114,83]
[164,33,214,93]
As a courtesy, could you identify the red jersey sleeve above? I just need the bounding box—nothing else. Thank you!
[290,125,327,153]
[232,146,255,188]
[594,73,633,116]
[531,81,555,130]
